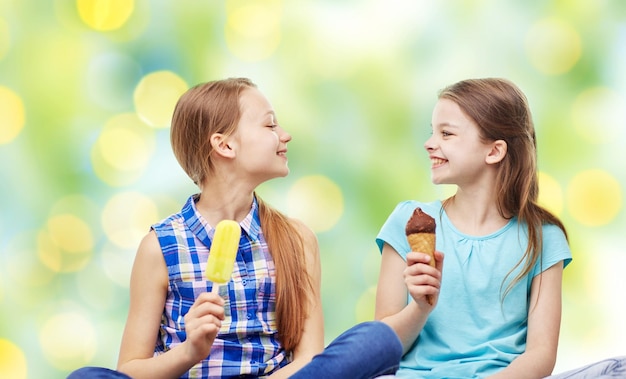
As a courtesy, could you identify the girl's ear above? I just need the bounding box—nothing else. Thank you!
[486,140,507,164]
[210,133,236,158]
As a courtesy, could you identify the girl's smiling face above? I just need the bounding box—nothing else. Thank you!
[228,87,292,184]
[425,98,495,187]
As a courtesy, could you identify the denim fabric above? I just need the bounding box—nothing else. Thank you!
[291,321,403,379]
[544,356,626,379]
[374,356,626,379]
[67,367,132,379]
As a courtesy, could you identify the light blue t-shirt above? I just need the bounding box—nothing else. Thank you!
[376,200,572,379]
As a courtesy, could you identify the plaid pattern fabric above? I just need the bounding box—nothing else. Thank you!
[152,194,287,378]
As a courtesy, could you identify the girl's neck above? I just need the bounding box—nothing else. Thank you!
[195,178,256,226]
[443,191,510,236]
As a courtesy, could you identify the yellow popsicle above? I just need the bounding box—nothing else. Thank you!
[206,220,241,285]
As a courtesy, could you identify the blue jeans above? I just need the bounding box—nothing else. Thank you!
[66,321,402,379]
[290,320,402,378]
[544,356,626,379]
[374,356,626,379]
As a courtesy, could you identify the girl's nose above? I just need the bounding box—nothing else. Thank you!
[279,127,292,142]
[424,135,435,151]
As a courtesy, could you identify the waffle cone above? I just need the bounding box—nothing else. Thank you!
[407,232,436,305]
[407,233,435,267]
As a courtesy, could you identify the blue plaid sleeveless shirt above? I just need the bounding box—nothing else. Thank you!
[151,194,287,378]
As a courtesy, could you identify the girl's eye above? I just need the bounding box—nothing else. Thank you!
[442,131,451,137]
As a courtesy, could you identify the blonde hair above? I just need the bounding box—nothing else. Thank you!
[170,78,313,352]
[439,78,568,299]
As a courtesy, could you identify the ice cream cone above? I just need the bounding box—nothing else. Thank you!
[405,207,437,305]
[407,233,436,268]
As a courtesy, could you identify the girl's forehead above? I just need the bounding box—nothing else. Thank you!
[432,99,470,123]
[240,88,275,118]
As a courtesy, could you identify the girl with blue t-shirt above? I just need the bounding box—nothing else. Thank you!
[375,78,572,378]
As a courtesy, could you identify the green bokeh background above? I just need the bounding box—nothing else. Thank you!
[1,1,625,378]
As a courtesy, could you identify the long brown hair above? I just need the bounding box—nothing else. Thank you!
[439,78,568,299]
[170,78,313,352]
[257,196,313,352]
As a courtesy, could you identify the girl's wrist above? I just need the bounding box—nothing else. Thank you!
[178,340,205,367]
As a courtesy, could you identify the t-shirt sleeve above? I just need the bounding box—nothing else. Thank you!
[376,200,437,261]
[531,223,572,277]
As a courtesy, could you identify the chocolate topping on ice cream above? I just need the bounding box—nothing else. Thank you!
[405,207,435,235]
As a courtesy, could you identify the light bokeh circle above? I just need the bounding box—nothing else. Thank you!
[48,214,94,254]
[0,339,27,379]
[0,86,25,144]
[76,0,135,31]
[91,112,156,187]
[225,3,282,61]
[355,285,377,323]
[99,113,155,170]
[100,241,135,288]
[39,219,93,274]
[133,71,188,128]
[287,175,344,233]
[566,169,622,226]
[39,312,96,370]
[5,231,57,290]
[525,18,581,75]
[76,262,123,311]
[537,171,563,216]
[102,192,159,249]
[36,196,101,273]
[571,87,626,144]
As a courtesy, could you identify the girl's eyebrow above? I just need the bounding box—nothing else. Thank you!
[433,122,460,129]
[265,111,277,124]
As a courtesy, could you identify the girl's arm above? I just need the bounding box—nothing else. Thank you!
[269,219,325,378]
[116,231,226,379]
[375,243,443,354]
[487,262,564,379]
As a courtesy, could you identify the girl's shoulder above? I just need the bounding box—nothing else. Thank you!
[153,211,184,229]
[392,199,442,219]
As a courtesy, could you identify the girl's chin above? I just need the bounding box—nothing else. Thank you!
[431,177,452,186]
[273,168,290,179]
